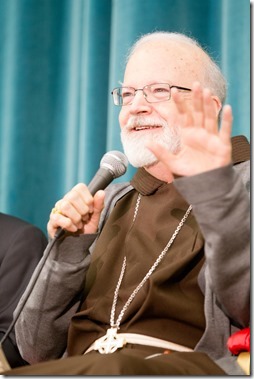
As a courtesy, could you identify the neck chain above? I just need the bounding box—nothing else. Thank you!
[94,193,192,354]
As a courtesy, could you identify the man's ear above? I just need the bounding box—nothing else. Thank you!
[212,95,222,117]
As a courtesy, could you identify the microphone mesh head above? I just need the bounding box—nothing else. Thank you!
[100,151,128,178]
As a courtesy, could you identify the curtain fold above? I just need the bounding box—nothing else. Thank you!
[0,0,250,233]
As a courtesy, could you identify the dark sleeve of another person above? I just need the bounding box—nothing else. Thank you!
[0,216,48,368]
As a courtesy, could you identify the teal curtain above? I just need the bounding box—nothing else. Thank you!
[0,0,250,234]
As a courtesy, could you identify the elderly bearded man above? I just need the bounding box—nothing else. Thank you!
[4,32,250,375]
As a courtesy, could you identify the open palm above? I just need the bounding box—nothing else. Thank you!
[147,82,232,177]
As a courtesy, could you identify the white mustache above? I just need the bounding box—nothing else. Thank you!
[125,116,168,130]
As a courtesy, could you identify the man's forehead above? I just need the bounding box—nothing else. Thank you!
[127,41,204,74]
[124,41,204,84]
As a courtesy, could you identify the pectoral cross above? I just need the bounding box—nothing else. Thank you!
[94,328,126,354]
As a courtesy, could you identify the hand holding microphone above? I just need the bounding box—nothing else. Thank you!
[48,184,105,237]
[0,151,128,370]
[48,151,128,238]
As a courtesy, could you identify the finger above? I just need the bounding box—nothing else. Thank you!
[47,211,80,238]
[84,190,105,234]
[146,141,176,169]
[203,88,218,134]
[59,183,93,223]
[93,190,105,214]
[219,105,233,144]
[70,183,94,213]
[54,197,85,229]
[49,183,94,234]
[63,191,91,218]
[191,82,204,128]
[171,88,193,128]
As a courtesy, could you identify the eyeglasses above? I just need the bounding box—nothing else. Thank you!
[111,83,191,106]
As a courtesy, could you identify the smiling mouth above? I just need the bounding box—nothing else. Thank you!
[132,125,162,131]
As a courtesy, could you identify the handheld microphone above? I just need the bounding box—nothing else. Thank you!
[55,150,128,239]
[88,150,128,195]
[0,150,128,372]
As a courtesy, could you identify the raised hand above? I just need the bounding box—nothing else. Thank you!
[47,184,105,238]
[146,82,233,178]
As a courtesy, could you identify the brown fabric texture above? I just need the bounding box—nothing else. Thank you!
[4,349,226,375]
[67,168,205,356]
[231,135,250,164]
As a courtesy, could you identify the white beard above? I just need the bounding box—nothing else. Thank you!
[120,116,181,168]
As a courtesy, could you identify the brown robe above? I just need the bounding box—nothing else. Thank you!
[67,168,206,356]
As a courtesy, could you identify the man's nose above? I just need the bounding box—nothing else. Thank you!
[129,90,151,113]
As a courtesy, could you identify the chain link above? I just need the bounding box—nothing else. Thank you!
[109,193,192,330]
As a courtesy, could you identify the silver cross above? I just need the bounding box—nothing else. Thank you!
[94,328,126,354]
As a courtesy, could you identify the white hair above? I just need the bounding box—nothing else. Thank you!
[126,31,227,104]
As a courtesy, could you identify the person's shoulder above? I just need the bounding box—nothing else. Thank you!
[0,212,47,242]
[230,135,250,193]
[0,212,37,230]
[105,181,133,197]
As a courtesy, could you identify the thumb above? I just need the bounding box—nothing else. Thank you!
[146,141,176,168]
[86,190,105,233]
[93,190,105,215]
